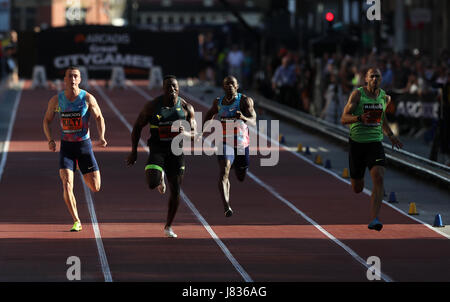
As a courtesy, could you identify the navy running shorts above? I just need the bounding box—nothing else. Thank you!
[217,144,249,170]
[59,139,99,174]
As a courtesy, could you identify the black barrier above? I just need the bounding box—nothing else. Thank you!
[387,91,439,142]
[18,25,200,79]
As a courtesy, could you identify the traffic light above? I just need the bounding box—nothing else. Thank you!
[325,11,335,31]
[325,12,334,22]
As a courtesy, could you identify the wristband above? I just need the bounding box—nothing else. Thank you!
[48,140,55,144]
[357,115,362,123]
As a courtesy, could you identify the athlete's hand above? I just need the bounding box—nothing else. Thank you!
[48,140,56,152]
[235,111,246,121]
[98,138,107,148]
[194,132,203,142]
[359,112,371,124]
[126,151,137,166]
[389,135,403,150]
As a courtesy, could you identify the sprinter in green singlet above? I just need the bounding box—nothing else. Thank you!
[341,68,403,231]
[126,75,197,238]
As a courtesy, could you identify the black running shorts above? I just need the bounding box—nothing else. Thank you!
[145,144,185,178]
[348,138,386,179]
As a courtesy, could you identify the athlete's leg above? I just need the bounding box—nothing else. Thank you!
[145,150,166,193]
[163,154,185,238]
[78,140,101,192]
[369,165,385,221]
[165,173,183,229]
[351,178,364,193]
[145,168,163,190]
[235,167,247,182]
[234,146,249,182]
[349,139,365,193]
[59,169,80,223]
[83,170,101,192]
[218,159,232,214]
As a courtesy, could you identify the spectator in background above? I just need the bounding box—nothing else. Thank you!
[271,56,296,106]
[431,68,450,164]
[380,60,393,90]
[321,70,342,124]
[227,44,244,83]
[393,57,412,92]
[442,70,450,165]
[216,47,229,87]
[242,50,253,90]
[203,32,217,84]
[402,72,419,95]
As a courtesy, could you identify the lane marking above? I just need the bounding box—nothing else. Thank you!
[93,80,253,282]
[0,81,24,182]
[79,171,113,282]
[247,171,393,282]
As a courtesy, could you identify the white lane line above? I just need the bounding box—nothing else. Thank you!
[175,87,450,241]
[0,81,24,183]
[181,191,253,282]
[79,171,113,282]
[92,81,253,282]
[247,171,393,282]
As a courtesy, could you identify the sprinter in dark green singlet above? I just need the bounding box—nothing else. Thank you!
[126,75,197,238]
[341,68,403,231]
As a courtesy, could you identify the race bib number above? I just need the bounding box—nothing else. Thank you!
[363,104,383,126]
[221,118,238,139]
[61,111,82,133]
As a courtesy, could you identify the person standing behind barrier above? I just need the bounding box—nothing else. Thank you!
[43,66,107,232]
[341,68,403,231]
[271,56,297,106]
[442,70,450,165]
[227,44,244,83]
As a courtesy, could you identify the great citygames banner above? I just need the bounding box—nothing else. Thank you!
[32,25,199,79]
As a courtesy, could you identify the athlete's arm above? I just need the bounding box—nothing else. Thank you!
[87,93,107,147]
[237,95,257,126]
[43,95,58,152]
[204,98,219,124]
[382,95,403,150]
[127,102,152,166]
[202,98,219,130]
[340,89,369,125]
[182,101,198,140]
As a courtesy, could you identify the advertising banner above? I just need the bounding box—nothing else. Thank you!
[29,25,199,79]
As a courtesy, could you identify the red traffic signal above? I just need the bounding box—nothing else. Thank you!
[325,12,334,22]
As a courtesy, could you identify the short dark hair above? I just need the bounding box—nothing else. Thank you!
[164,75,177,81]
[365,67,381,76]
[66,65,80,72]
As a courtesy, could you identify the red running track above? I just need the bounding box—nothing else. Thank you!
[0,80,449,282]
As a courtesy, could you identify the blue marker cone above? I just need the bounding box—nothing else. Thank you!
[388,192,397,203]
[433,214,444,227]
[305,146,311,155]
[325,159,331,169]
